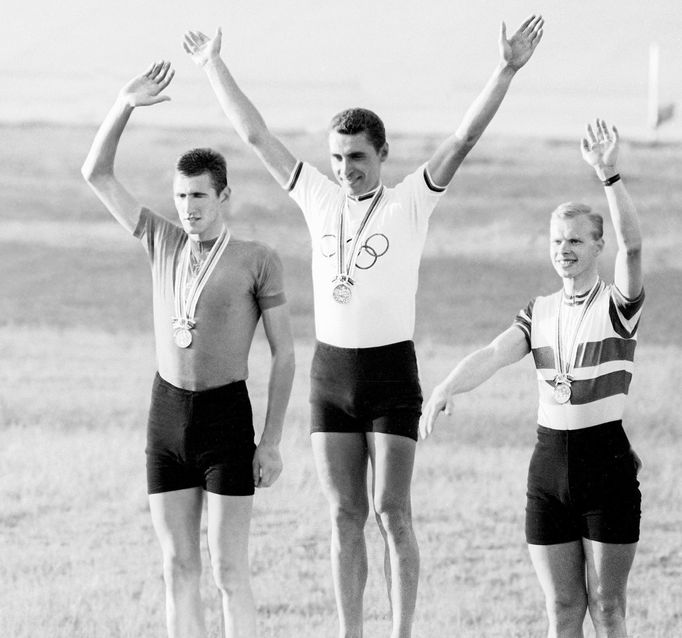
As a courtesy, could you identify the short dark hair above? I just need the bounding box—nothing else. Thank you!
[329,108,386,152]
[551,202,604,240]
[175,148,228,194]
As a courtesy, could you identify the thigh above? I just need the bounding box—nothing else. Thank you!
[311,432,369,512]
[528,541,587,602]
[149,488,204,556]
[367,432,416,510]
[583,540,637,600]
[206,493,254,567]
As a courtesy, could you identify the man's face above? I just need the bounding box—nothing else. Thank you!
[550,215,603,284]
[173,172,227,239]
[328,131,387,197]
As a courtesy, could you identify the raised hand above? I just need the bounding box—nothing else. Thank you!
[118,61,174,108]
[183,28,222,67]
[581,119,619,170]
[500,15,544,71]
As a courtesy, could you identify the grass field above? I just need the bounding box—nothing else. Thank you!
[1,123,681,637]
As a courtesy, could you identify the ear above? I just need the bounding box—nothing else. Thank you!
[379,142,389,162]
[594,237,605,255]
[220,185,232,202]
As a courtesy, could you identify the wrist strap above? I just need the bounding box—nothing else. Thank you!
[602,173,621,187]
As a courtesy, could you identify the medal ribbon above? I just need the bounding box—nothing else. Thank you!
[173,228,230,328]
[553,278,602,383]
[335,186,385,283]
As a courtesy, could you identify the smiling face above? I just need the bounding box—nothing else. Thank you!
[550,214,604,290]
[173,171,228,240]
[328,131,388,197]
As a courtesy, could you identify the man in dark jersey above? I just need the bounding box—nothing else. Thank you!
[81,61,295,638]
[183,16,543,638]
[422,120,643,637]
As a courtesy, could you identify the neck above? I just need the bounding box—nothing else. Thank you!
[349,181,382,202]
[189,221,226,243]
[562,272,599,298]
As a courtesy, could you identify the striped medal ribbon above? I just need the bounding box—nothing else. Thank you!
[332,186,385,304]
[552,278,602,403]
[172,228,230,348]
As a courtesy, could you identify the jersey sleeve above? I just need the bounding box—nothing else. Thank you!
[133,207,185,260]
[254,246,287,310]
[285,161,340,237]
[609,285,645,338]
[391,163,448,228]
[513,298,536,348]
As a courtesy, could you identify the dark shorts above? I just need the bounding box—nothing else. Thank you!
[146,373,256,496]
[309,340,423,441]
[525,420,641,545]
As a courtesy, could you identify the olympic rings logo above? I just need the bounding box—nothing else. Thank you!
[320,233,390,270]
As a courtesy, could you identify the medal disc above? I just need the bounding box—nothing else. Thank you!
[332,282,352,304]
[174,328,193,348]
[553,382,571,404]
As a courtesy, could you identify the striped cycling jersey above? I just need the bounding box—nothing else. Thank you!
[514,280,644,430]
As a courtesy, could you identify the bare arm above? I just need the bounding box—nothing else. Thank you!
[183,29,297,187]
[419,325,530,439]
[81,61,175,232]
[427,15,544,188]
[252,303,296,488]
[581,119,643,298]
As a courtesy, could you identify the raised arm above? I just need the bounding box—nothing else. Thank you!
[183,28,297,187]
[427,15,544,188]
[81,61,175,232]
[419,325,529,440]
[251,304,295,488]
[581,120,643,298]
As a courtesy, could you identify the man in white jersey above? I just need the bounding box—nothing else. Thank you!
[421,120,643,637]
[81,61,295,638]
[183,16,543,638]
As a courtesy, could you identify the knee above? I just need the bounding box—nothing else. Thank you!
[211,559,249,598]
[374,499,412,540]
[329,500,369,536]
[162,551,202,586]
[545,591,587,629]
[588,590,626,627]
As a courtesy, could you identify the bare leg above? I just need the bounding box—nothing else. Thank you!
[584,540,637,638]
[206,493,257,638]
[528,541,588,638]
[311,432,369,638]
[149,488,206,638]
[367,432,418,638]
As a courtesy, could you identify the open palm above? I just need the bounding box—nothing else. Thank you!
[183,28,222,67]
[500,15,544,71]
[119,61,174,107]
[581,119,619,169]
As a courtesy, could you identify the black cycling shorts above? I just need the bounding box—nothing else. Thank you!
[309,340,423,441]
[525,420,641,545]
[146,373,256,496]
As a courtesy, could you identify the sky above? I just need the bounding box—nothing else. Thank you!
[3,1,682,138]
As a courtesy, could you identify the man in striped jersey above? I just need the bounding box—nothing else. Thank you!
[184,15,543,638]
[421,119,643,637]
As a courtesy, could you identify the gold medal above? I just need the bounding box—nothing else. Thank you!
[332,281,352,304]
[173,328,193,348]
[333,187,384,305]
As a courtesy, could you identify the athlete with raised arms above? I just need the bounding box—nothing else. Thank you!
[81,61,295,638]
[184,16,543,638]
[422,120,643,638]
